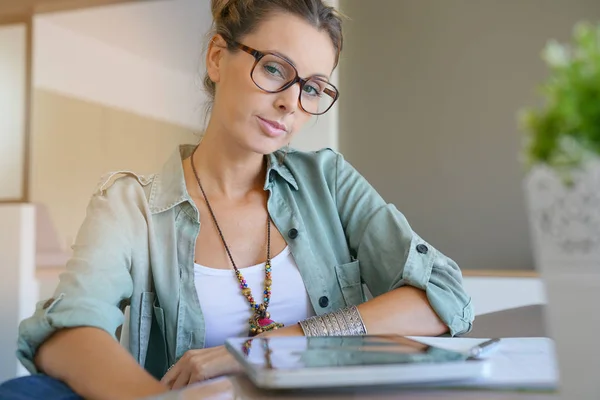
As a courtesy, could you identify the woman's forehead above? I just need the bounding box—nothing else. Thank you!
[241,13,337,78]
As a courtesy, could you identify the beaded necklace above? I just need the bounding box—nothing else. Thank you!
[191,146,284,336]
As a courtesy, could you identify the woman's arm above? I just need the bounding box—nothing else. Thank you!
[357,286,447,336]
[18,175,158,397]
[162,285,447,388]
[274,151,472,338]
[36,327,167,400]
[267,286,446,338]
[324,151,473,336]
[334,152,473,336]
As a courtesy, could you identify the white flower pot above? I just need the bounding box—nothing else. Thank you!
[525,160,600,399]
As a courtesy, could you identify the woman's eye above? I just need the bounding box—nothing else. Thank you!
[303,84,322,96]
[264,64,284,78]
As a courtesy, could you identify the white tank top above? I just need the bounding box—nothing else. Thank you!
[194,246,316,348]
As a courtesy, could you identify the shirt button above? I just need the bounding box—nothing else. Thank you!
[319,296,329,308]
[416,244,429,254]
[288,228,299,239]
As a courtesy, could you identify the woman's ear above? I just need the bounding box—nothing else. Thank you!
[206,34,227,84]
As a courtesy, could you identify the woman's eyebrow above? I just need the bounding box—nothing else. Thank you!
[311,74,330,81]
[270,49,296,66]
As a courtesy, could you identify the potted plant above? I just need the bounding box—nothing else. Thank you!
[520,21,600,398]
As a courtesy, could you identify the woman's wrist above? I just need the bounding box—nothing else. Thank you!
[259,322,304,338]
[299,305,368,337]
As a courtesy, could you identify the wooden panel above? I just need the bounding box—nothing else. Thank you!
[0,0,158,201]
[462,269,539,278]
[0,19,30,203]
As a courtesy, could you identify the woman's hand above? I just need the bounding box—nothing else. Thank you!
[160,346,242,390]
[160,325,304,390]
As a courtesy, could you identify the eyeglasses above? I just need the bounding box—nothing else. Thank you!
[229,40,339,116]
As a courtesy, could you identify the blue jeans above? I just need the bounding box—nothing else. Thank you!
[0,375,82,400]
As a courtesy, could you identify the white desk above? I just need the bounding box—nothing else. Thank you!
[146,306,557,400]
[149,375,556,399]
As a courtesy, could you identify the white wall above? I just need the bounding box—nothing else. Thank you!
[0,205,37,380]
[463,277,546,316]
[0,24,27,200]
[33,14,206,131]
[34,0,339,150]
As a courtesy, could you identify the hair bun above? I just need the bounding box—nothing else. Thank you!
[211,0,234,21]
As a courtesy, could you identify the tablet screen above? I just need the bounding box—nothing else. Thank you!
[226,335,468,370]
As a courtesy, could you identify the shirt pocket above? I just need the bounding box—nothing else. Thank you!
[139,292,167,368]
[334,260,365,307]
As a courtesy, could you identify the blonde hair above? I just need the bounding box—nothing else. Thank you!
[203,0,344,114]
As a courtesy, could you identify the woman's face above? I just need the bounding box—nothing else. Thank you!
[206,12,337,155]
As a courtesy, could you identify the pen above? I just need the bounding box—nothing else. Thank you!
[468,338,501,358]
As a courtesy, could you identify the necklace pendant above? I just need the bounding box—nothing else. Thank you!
[248,314,285,337]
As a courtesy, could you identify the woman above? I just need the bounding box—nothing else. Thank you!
[0,0,473,399]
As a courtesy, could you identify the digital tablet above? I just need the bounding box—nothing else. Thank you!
[225,335,489,389]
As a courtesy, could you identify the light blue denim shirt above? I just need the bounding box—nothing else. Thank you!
[17,145,473,379]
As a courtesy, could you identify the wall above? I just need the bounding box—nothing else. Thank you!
[33,10,207,131]
[0,24,27,201]
[338,0,600,270]
[0,205,37,380]
[30,89,198,247]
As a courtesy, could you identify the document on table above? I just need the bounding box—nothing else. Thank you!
[407,336,559,391]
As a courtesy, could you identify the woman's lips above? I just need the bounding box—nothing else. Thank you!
[257,116,287,137]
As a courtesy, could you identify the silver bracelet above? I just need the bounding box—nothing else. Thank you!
[334,306,355,335]
[313,317,329,336]
[341,305,368,335]
[299,306,367,337]
[299,316,327,336]
[323,312,341,336]
[329,311,345,336]
[331,309,352,335]
[308,317,324,336]
[298,318,313,336]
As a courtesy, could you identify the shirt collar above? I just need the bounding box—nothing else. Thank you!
[149,145,298,214]
[264,151,299,191]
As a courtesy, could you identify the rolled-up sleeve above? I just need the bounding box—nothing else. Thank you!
[17,179,135,374]
[333,152,474,336]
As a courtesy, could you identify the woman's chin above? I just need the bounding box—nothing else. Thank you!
[247,136,288,155]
